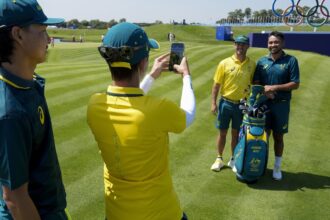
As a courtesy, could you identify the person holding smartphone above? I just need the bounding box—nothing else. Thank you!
[210,35,256,172]
[87,22,195,220]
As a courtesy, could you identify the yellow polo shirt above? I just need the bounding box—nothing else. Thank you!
[213,55,256,101]
[87,85,186,220]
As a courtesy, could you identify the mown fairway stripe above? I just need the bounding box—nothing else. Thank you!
[45,67,108,91]
[147,46,234,99]
[65,164,104,214]
[46,77,108,107]
[44,42,330,220]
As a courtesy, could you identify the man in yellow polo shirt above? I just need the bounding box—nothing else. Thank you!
[87,22,195,220]
[210,35,256,172]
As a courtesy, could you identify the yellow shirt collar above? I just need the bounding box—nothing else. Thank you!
[231,55,249,65]
[107,85,144,96]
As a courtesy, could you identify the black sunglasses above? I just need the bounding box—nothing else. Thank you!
[98,44,149,62]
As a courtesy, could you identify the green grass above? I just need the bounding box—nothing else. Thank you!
[38,25,330,219]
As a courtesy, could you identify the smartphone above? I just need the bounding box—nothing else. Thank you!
[169,43,184,71]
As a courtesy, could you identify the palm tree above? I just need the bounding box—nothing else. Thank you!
[244,8,252,20]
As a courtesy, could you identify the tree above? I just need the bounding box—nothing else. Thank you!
[80,20,90,28]
[227,11,240,23]
[252,11,260,18]
[108,19,118,28]
[252,11,260,23]
[244,8,252,20]
[259,9,268,22]
[89,19,100,29]
[267,9,273,17]
[234,9,245,21]
[301,6,311,16]
[67,19,80,29]
[119,18,126,23]
[216,18,227,24]
[266,9,274,23]
[292,9,298,17]
[274,9,284,16]
[89,19,107,29]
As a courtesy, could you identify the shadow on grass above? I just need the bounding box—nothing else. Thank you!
[245,169,330,191]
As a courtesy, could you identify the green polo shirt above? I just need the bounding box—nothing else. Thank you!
[253,52,300,101]
[0,68,66,219]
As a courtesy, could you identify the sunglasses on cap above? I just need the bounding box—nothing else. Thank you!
[98,44,149,62]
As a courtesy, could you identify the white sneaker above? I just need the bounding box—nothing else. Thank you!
[211,157,224,172]
[273,166,282,180]
[227,159,237,173]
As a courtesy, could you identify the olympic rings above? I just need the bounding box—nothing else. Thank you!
[272,0,329,27]
[272,0,295,17]
[282,5,304,26]
[306,5,329,27]
[321,0,330,17]
[296,0,319,17]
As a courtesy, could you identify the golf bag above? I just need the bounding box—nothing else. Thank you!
[234,85,269,183]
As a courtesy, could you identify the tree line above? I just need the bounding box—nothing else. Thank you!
[216,7,314,24]
[56,18,163,29]
[54,6,318,29]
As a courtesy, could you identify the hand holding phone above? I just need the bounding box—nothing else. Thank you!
[169,43,184,71]
[149,53,170,79]
[173,57,190,77]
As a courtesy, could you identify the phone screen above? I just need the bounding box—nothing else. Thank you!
[169,43,184,71]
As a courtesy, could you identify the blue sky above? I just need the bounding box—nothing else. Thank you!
[38,0,326,24]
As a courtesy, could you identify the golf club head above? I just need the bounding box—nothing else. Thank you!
[239,105,248,110]
[257,111,264,118]
[240,98,247,104]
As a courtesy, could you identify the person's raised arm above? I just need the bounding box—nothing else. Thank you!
[140,53,169,93]
[173,57,196,127]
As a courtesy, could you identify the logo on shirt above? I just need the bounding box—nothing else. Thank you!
[279,64,286,70]
[38,106,45,125]
[263,64,269,70]
[230,67,236,72]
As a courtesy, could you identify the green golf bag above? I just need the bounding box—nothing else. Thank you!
[234,85,269,183]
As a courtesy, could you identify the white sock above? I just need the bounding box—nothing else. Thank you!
[275,156,282,168]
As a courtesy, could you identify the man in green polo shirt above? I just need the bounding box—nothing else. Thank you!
[210,35,256,172]
[0,0,69,219]
[253,31,300,181]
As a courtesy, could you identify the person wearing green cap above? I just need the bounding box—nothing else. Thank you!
[87,22,195,220]
[0,0,69,219]
[210,35,256,173]
[253,31,300,181]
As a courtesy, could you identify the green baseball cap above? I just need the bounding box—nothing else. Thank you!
[0,0,64,29]
[101,22,159,68]
[234,35,250,45]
